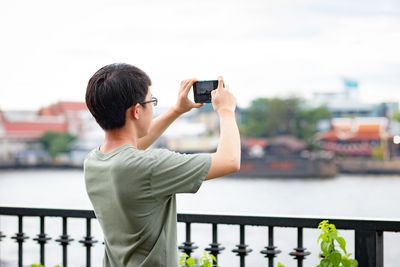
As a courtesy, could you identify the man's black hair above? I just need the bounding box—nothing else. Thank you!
[85,63,152,130]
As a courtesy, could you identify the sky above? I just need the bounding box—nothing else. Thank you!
[0,0,399,110]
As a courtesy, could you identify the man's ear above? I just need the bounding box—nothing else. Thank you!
[130,104,141,120]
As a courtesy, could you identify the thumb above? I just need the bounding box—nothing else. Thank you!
[193,103,205,108]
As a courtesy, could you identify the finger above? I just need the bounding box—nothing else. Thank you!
[217,76,224,90]
[184,78,198,94]
[180,79,194,97]
[181,79,190,92]
[192,102,204,108]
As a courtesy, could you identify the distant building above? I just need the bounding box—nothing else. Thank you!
[39,101,89,136]
[0,101,90,166]
[311,79,398,118]
[0,111,68,165]
[315,117,395,158]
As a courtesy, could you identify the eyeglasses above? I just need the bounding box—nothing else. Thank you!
[139,96,158,107]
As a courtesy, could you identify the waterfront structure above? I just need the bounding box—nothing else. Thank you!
[39,101,89,136]
[0,111,67,166]
[315,117,393,158]
[0,102,90,166]
[311,79,398,118]
[236,136,337,177]
[314,117,400,173]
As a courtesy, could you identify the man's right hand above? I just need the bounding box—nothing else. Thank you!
[206,76,240,180]
[211,76,236,114]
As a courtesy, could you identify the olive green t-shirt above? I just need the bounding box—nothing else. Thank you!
[84,144,211,267]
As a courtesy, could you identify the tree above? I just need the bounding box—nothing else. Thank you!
[392,111,400,123]
[240,97,331,145]
[295,105,332,142]
[40,131,76,158]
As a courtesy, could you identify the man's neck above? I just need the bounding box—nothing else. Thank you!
[100,127,138,153]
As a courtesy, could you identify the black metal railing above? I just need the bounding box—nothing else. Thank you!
[1,206,399,267]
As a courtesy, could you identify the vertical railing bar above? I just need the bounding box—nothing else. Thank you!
[289,226,310,267]
[297,227,302,249]
[212,223,218,262]
[62,217,68,267]
[240,225,245,244]
[355,229,383,267]
[86,218,91,267]
[78,217,97,267]
[212,223,217,244]
[11,215,29,267]
[18,216,23,267]
[232,224,252,267]
[205,223,224,263]
[33,216,51,266]
[18,215,23,267]
[377,230,384,267]
[240,225,245,267]
[298,227,303,267]
[261,225,281,266]
[268,226,274,267]
[186,222,191,244]
[178,222,198,257]
[40,216,45,265]
[268,226,273,247]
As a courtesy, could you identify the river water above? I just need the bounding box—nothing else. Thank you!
[0,169,399,267]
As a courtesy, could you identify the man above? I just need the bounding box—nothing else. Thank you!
[84,63,240,266]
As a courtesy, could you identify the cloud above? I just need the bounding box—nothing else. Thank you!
[0,0,399,110]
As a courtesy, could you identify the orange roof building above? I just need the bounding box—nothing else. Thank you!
[0,101,89,141]
[315,117,390,156]
[0,112,68,140]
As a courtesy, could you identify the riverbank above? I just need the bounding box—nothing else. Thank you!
[3,157,400,176]
[338,158,400,174]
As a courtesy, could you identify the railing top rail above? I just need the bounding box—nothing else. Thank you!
[1,206,400,232]
[177,214,400,232]
[0,206,95,219]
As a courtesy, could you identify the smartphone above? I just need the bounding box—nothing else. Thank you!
[193,80,219,103]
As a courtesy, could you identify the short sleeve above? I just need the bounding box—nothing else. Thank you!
[149,149,211,197]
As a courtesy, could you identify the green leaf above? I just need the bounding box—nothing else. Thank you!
[329,251,342,267]
[179,254,189,265]
[328,231,338,240]
[318,220,329,229]
[186,257,195,265]
[321,240,333,255]
[320,258,333,267]
[350,259,359,267]
[277,262,285,267]
[341,257,351,267]
[209,254,217,262]
[328,223,337,231]
[336,236,347,254]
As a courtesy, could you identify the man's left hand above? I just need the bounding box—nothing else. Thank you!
[172,78,204,115]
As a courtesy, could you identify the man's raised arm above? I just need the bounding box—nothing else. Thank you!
[205,77,241,180]
[137,79,203,150]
